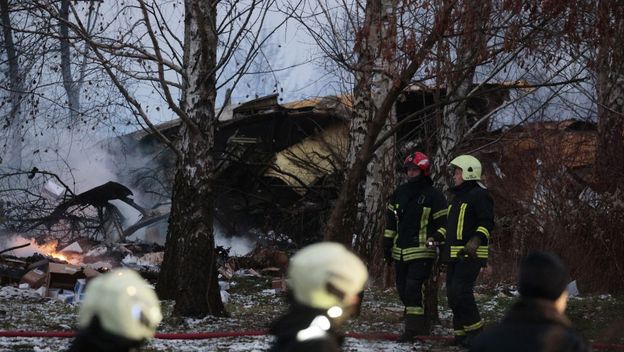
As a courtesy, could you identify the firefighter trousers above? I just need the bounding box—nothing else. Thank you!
[446,259,483,336]
[395,259,434,315]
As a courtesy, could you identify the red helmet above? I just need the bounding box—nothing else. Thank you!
[403,152,430,176]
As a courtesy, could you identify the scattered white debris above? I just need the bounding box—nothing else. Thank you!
[122,254,139,265]
[0,286,42,299]
[85,261,112,270]
[260,289,276,296]
[41,179,65,201]
[221,290,230,304]
[492,161,505,179]
[137,252,164,266]
[234,269,261,277]
[60,242,83,254]
[85,246,108,257]
[567,280,579,297]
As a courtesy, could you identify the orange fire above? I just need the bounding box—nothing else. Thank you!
[31,239,80,264]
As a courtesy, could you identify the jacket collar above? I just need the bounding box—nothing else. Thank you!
[504,298,572,328]
[450,180,478,195]
[406,175,431,188]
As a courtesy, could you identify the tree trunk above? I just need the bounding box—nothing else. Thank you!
[0,0,22,170]
[595,4,624,192]
[431,1,490,181]
[428,0,491,326]
[156,0,225,317]
[349,0,397,276]
[326,0,397,250]
[323,1,453,246]
[60,0,81,123]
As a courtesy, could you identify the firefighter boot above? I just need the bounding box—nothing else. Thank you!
[448,331,466,346]
[460,327,483,348]
[396,315,428,342]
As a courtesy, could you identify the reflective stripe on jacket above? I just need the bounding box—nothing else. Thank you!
[384,177,447,261]
[444,181,494,262]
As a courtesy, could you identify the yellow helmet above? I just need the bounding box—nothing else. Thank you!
[288,242,368,310]
[78,269,162,341]
[450,155,482,181]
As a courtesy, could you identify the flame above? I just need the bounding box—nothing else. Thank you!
[30,239,81,264]
[4,235,83,264]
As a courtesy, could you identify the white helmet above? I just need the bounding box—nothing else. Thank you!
[78,269,163,341]
[450,154,482,181]
[288,242,368,310]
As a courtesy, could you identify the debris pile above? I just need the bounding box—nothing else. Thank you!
[0,237,165,301]
[2,230,296,305]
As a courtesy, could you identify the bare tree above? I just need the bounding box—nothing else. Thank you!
[347,0,398,269]
[592,2,624,191]
[25,0,297,316]
[300,1,454,245]
[1,0,24,169]
[431,0,492,183]
[293,1,596,328]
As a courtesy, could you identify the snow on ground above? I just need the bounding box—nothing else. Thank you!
[1,276,622,351]
[0,279,460,351]
[0,336,449,352]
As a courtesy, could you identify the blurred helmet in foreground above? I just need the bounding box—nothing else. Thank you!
[288,242,368,310]
[78,268,162,341]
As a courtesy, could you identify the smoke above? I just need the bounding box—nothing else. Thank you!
[0,236,38,257]
[30,129,157,222]
[216,235,254,256]
[213,224,254,256]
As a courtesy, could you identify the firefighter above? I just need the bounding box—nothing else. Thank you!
[68,269,163,352]
[469,251,589,352]
[268,242,368,352]
[444,154,494,347]
[383,151,447,341]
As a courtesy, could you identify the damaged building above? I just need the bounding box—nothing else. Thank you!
[104,84,511,245]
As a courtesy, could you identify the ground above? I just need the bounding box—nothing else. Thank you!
[0,273,623,351]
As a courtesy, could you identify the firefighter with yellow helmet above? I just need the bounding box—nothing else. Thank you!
[68,268,162,352]
[444,154,494,347]
[268,242,369,352]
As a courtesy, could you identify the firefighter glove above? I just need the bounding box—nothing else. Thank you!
[426,232,444,248]
[426,237,437,248]
[459,236,481,259]
[382,237,394,264]
[383,246,393,264]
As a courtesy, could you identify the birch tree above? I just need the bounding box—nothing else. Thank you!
[301,1,455,246]
[431,0,491,183]
[349,0,398,267]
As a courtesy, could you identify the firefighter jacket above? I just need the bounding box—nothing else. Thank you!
[384,177,447,261]
[444,180,494,263]
[469,298,589,352]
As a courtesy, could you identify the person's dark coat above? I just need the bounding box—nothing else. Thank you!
[469,298,589,352]
[443,180,494,264]
[268,304,343,352]
[67,317,144,352]
[384,176,447,262]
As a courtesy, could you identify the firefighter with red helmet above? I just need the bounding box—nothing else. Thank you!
[444,155,495,347]
[383,151,447,341]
